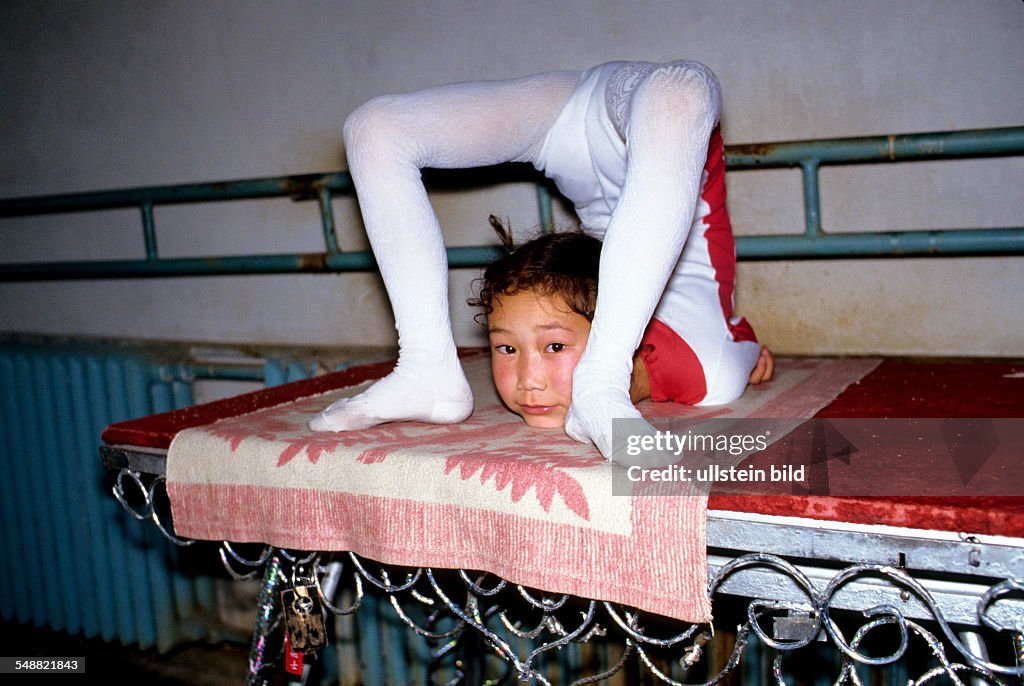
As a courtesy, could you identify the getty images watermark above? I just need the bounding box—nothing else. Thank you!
[610,417,1024,497]
[622,428,805,484]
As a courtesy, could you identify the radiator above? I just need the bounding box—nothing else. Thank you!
[0,336,219,652]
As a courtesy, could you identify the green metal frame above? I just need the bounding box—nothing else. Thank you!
[1,125,1021,281]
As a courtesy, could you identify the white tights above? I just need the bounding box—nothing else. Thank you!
[309,62,721,463]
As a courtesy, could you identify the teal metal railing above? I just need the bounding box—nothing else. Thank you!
[727,125,1024,258]
[1,125,1022,281]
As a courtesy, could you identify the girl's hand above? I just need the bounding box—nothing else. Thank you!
[748,346,774,384]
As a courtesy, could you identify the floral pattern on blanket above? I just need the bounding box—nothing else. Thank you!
[198,380,603,519]
[444,449,596,520]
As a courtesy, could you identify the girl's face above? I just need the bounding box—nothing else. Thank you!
[487,289,592,428]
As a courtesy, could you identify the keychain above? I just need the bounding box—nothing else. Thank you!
[280,564,327,653]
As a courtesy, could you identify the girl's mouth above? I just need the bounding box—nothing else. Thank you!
[519,404,555,415]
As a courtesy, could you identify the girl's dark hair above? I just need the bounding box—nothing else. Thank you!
[469,215,602,323]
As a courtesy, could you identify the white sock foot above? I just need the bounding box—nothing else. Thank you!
[308,365,473,432]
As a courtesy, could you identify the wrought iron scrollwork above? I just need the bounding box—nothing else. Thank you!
[111,467,1024,684]
[112,468,194,547]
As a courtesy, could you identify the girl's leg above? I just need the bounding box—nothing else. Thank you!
[565,62,722,461]
[309,72,578,432]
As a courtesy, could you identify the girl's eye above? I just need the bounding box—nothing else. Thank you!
[495,344,516,355]
[545,343,566,353]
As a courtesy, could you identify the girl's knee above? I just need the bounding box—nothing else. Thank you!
[639,61,721,119]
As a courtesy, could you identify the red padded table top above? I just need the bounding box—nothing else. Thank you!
[102,355,1024,536]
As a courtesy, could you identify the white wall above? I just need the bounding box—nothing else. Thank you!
[1,0,1021,356]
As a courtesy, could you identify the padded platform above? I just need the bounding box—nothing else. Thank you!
[102,354,1024,537]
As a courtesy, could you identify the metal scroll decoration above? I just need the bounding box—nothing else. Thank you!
[112,467,1023,685]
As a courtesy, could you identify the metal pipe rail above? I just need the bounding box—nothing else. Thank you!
[1,125,1022,281]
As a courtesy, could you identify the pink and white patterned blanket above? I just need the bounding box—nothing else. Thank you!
[166,354,878,622]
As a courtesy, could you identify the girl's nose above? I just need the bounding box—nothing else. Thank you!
[516,353,546,391]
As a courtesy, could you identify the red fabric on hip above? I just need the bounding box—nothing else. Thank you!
[638,318,707,405]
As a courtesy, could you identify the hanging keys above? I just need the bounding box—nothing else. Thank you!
[281,570,327,653]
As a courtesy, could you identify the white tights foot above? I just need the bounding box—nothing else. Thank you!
[565,366,678,467]
[564,385,641,462]
[308,365,473,432]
